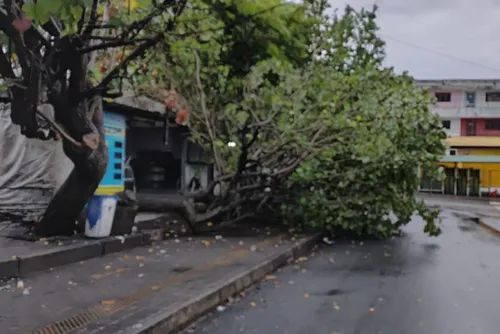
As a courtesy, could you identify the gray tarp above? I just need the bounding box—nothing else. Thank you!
[0,103,72,220]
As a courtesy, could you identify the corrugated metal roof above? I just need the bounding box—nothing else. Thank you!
[445,136,500,147]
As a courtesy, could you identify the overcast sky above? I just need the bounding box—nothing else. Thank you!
[330,0,500,79]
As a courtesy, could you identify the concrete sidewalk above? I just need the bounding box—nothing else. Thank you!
[418,193,500,218]
[421,194,500,236]
[0,228,320,334]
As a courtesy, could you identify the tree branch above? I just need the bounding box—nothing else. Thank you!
[78,37,155,53]
[79,0,187,101]
[35,108,83,148]
[82,0,100,36]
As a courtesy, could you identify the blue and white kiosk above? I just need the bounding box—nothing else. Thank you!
[95,112,127,195]
[86,111,127,238]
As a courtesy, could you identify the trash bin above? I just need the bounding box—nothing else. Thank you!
[85,195,118,238]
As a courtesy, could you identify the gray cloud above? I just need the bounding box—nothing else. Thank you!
[328,0,500,79]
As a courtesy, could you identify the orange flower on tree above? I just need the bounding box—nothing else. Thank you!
[176,108,190,125]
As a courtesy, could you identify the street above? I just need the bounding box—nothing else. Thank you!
[188,209,500,334]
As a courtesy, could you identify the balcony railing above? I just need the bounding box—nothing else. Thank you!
[430,107,500,118]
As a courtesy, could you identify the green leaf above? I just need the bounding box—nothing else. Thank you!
[40,0,63,14]
[70,6,84,21]
[235,111,248,125]
[34,1,52,24]
[22,3,37,20]
[108,16,125,27]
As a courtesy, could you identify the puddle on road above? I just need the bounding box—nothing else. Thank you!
[458,225,474,232]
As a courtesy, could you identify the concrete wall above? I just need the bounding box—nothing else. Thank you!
[429,89,500,109]
[444,119,461,137]
[427,87,500,137]
[431,89,464,109]
[460,119,500,136]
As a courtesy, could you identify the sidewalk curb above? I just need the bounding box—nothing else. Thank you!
[119,233,323,334]
[477,220,500,235]
[0,231,162,279]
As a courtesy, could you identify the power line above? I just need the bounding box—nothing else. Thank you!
[381,34,500,74]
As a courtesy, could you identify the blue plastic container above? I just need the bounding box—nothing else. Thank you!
[85,195,118,238]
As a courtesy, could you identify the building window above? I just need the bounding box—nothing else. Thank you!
[485,119,500,130]
[441,120,451,129]
[486,92,500,102]
[449,149,457,156]
[465,92,476,107]
[187,141,212,164]
[435,92,451,102]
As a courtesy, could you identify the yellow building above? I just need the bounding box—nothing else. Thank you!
[420,137,500,197]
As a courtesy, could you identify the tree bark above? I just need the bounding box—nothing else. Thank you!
[34,96,108,237]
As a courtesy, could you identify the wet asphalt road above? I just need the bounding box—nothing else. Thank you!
[187,209,500,334]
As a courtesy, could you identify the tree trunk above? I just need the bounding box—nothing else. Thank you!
[34,96,108,237]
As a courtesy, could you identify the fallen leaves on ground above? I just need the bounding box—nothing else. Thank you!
[323,237,334,245]
[369,307,375,313]
[329,257,335,263]
[102,300,116,305]
[304,293,310,299]
[249,301,256,307]
[265,275,277,280]
[333,303,340,311]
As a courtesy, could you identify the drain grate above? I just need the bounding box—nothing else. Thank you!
[32,235,283,334]
[33,290,144,334]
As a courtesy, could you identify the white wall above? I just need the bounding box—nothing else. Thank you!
[442,119,461,137]
[472,91,500,108]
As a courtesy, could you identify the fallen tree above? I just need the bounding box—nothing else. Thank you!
[139,3,446,237]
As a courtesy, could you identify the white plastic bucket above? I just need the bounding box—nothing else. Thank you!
[85,195,117,238]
